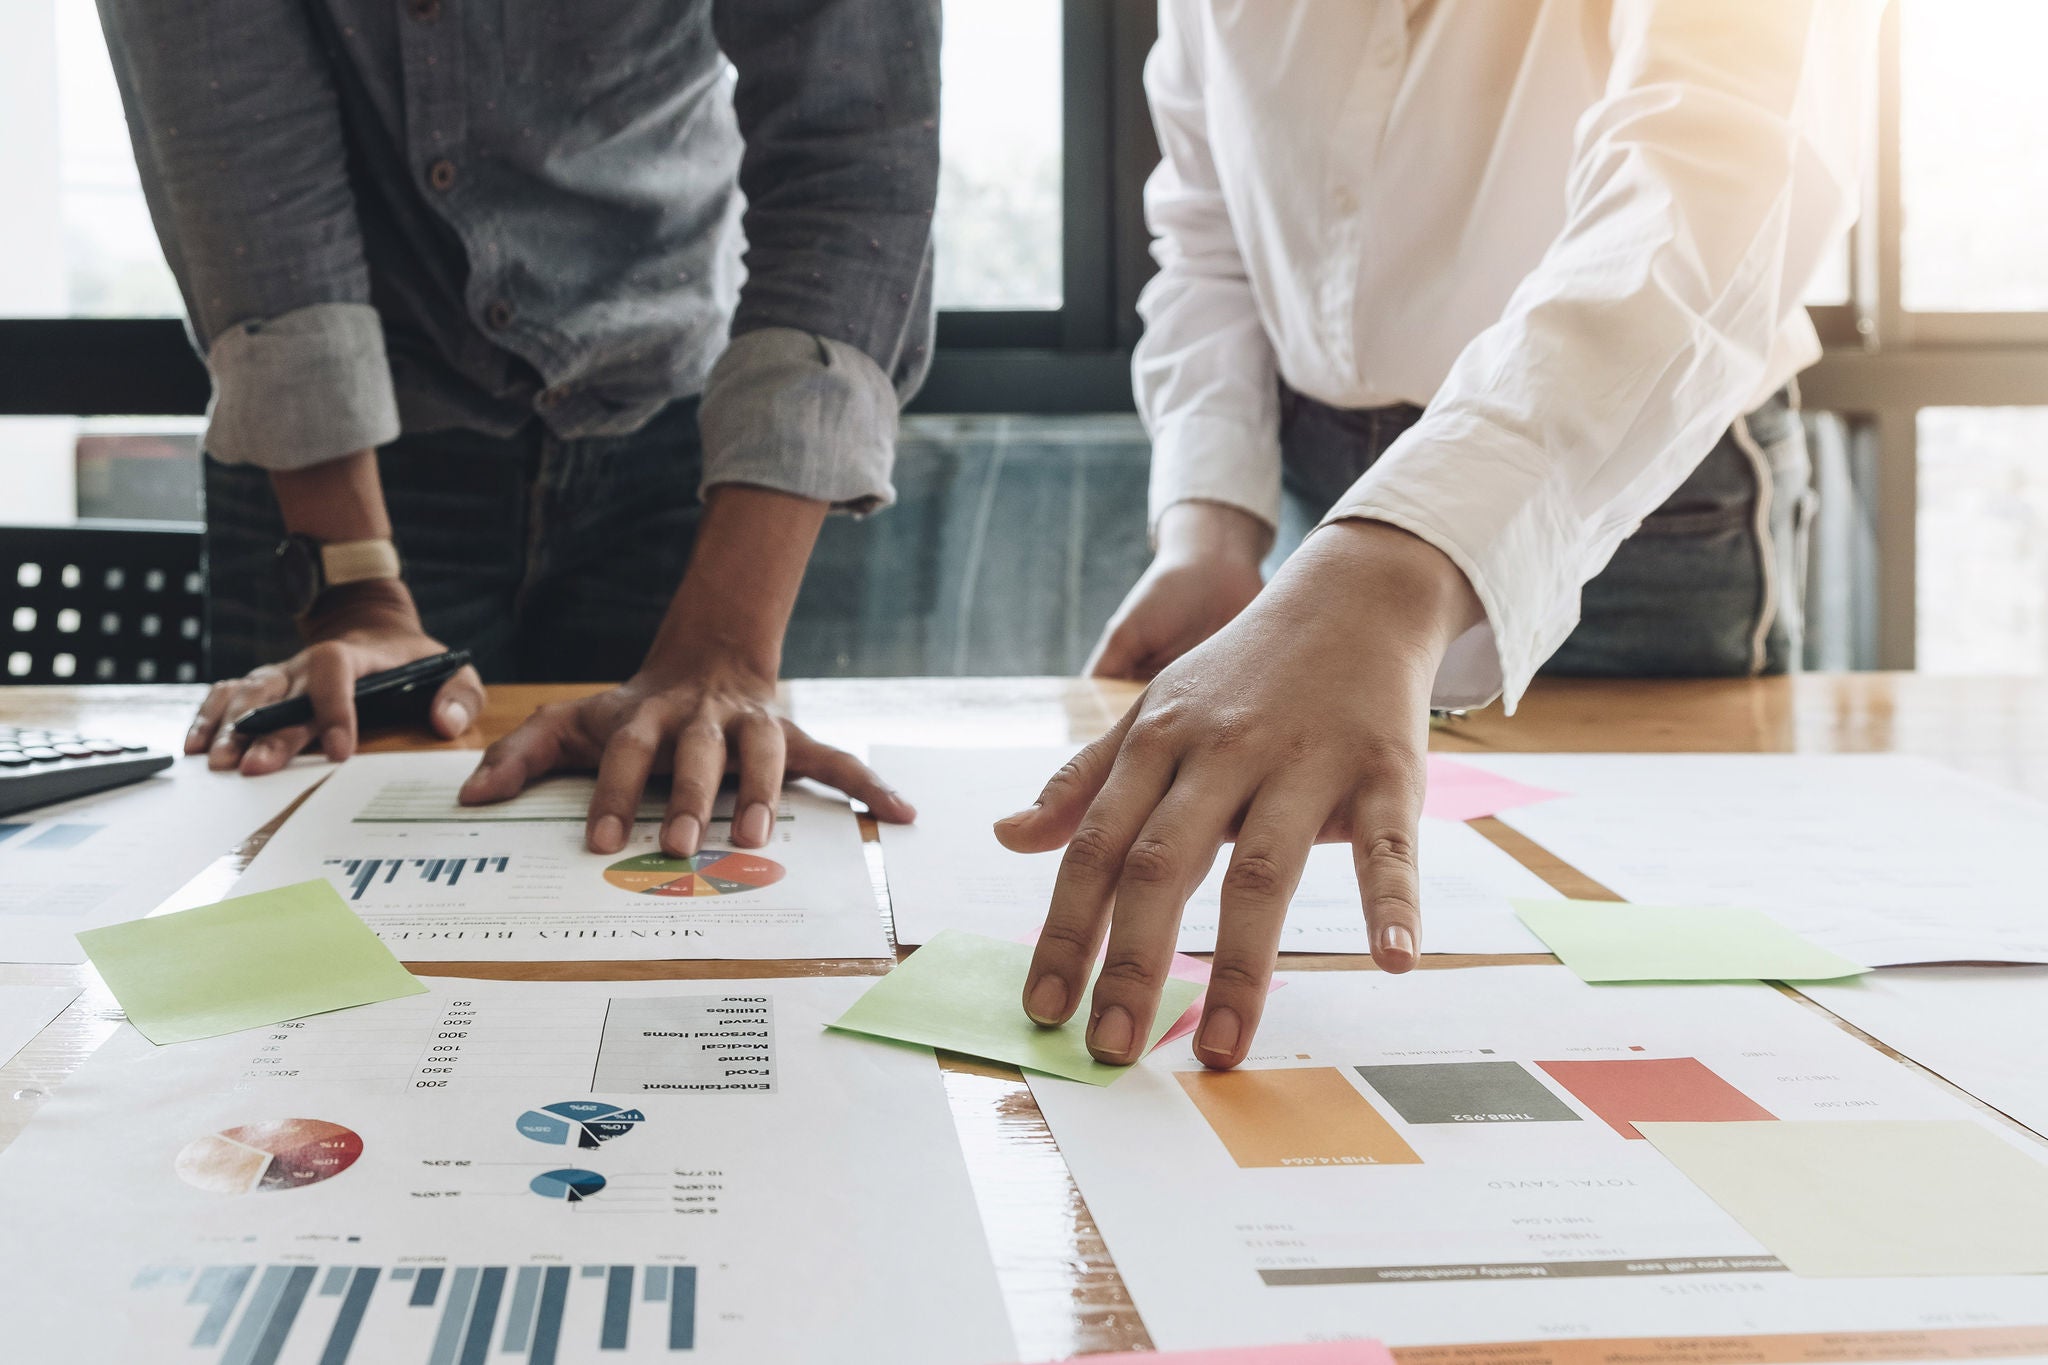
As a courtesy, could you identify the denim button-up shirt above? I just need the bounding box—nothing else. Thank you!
[97,0,940,512]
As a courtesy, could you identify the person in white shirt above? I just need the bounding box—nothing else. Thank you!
[997,0,1881,1068]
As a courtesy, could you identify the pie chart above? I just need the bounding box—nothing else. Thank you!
[517,1100,647,1149]
[603,849,785,897]
[175,1119,363,1195]
[530,1168,607,1201]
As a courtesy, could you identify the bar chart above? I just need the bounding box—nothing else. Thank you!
[322,856,512,902]
[139,1260,699,1364]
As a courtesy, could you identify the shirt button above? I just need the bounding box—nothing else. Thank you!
[485,300,515,330]
[1332,187,1357,214]
[427,158,457,191]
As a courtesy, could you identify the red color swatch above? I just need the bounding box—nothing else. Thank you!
[1535,1057,1775,1139]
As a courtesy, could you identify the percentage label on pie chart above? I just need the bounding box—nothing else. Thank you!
[517,1100,646,1150]
[175,1119,364,1195]
[530,1168,607,1202]
[603,848,786,897]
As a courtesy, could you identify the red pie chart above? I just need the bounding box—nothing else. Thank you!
[175,1118,364,1194]
[603,849,786,897]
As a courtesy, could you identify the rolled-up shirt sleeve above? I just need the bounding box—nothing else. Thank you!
[96,0,398,469]
[1133,0,1284,539]
[1319,0,1878,711]
[708,0,940,513]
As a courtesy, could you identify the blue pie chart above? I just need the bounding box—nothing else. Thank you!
[517,1100,647,1149]
[529,1168,607,1202]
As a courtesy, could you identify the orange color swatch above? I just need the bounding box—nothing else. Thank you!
[1177,1067,1421,1169]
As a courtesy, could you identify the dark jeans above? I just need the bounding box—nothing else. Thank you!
[204,398,706,682]
[1272,385,1814,676]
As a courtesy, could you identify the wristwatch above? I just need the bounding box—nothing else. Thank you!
[275,534,404,618]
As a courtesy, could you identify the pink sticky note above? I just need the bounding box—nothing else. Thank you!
[1422,755,1562,823]
[1031,1343,1394,1365]
[1013,931,1282,1052]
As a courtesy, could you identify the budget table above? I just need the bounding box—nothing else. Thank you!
[4,674,2047,1359]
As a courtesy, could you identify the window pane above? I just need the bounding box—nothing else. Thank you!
[0,416,202,525]
[1900,0,2048,312]
[1916,407,2048,672]
[933,0,1062,310]
[0,1,181,316]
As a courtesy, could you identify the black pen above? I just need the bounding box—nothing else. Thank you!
[230,650,473,737]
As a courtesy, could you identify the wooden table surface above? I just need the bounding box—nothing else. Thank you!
[3,674,2047,1360]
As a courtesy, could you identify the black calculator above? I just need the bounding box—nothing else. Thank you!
[0,724,173,818]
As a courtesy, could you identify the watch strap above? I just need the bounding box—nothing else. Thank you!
[319,538,402,587]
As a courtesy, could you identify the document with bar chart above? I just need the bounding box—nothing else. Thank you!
[0,976,1014,1365]
[873,746,1556,951]
[1028,967,2048,1356]
[230,753,887,961]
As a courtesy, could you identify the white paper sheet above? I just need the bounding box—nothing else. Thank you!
[1027,966,2048,1353]
[1475,753,2048,965]
[875,746,1555,952]
[0,756,328,964]
[0,983,80,1065]
[0,975,1015,1365]
[1801,967,2048,1139]
[230,753,888,961]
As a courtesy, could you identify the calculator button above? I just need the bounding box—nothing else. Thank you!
[0,753,29,767]
[54,744,94,758]
[22,748,62,762]
[85,741,127,756]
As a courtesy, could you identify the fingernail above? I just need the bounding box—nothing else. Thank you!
[320,729,347,762]
[668,814,702,856]
[1377,923,1417,965]
[443,701,471,735]
[994,802,1041,828]
[1089,1004,1136,1062]
[737,802,772,846]
[592,815,625,851]
[1195,1006,1242,1062]
[1024,974,1069,1025]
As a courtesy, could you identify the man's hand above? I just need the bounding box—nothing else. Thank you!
[997,519,1484,1070]
[455,482,913,853]
[1087,501,1271,679]
[186,580,483,774]
[456,657,912,855]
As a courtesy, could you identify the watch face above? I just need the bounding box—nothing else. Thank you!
[275,535,321,616]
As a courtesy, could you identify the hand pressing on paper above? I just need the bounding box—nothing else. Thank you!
[186,580,484,775]
[456,484,915,855]
[1086,501,1269,680]
[997,519,1483,1070]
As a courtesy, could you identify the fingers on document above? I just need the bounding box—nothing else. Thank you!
[587,712,667,855]
[788,730,915,825]
[1083,777,1235,1065]
[1019,725,1171,1033]
[186,680,238,755]
[659,715,728,858]
[205,666,291,773]
[729,715,787,850]
[457,704,568,807]
[1350,757,1426,973]
[1197,795,1319,1070]
[300,643,360,765]
[993,704,1136,853]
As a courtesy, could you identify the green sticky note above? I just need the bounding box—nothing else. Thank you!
[1639,1120,2048,1276]
[828,929,1203,1085]
[78,879,426,1044]
[1512,899,1868,983]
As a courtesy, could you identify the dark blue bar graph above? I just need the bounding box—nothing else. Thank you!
[426,1267,478,1365]
[410,1266,444,1307]
[643,1266,668,1303]
[247,1265,316,1365]
[318,1268,379,1365]
[457,1266,505,1365]
[219,1266,289,1365]
[529,1266,571,1365]
[501,1266,542,1354]
[189,1265,254,1348]
[600,1267,633,1350]
[670,1267,697,1351]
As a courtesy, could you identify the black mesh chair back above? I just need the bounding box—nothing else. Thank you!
[0,522,205,684]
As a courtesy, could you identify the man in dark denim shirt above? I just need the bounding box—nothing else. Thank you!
[101,0,936,854]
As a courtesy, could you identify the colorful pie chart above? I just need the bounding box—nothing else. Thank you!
[517,1100,647,1149]
[530,1168,607,1201]
[175,1119,363,1195]
[603,848,786,897]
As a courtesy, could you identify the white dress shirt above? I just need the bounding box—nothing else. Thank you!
[1136,0,1879,710]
